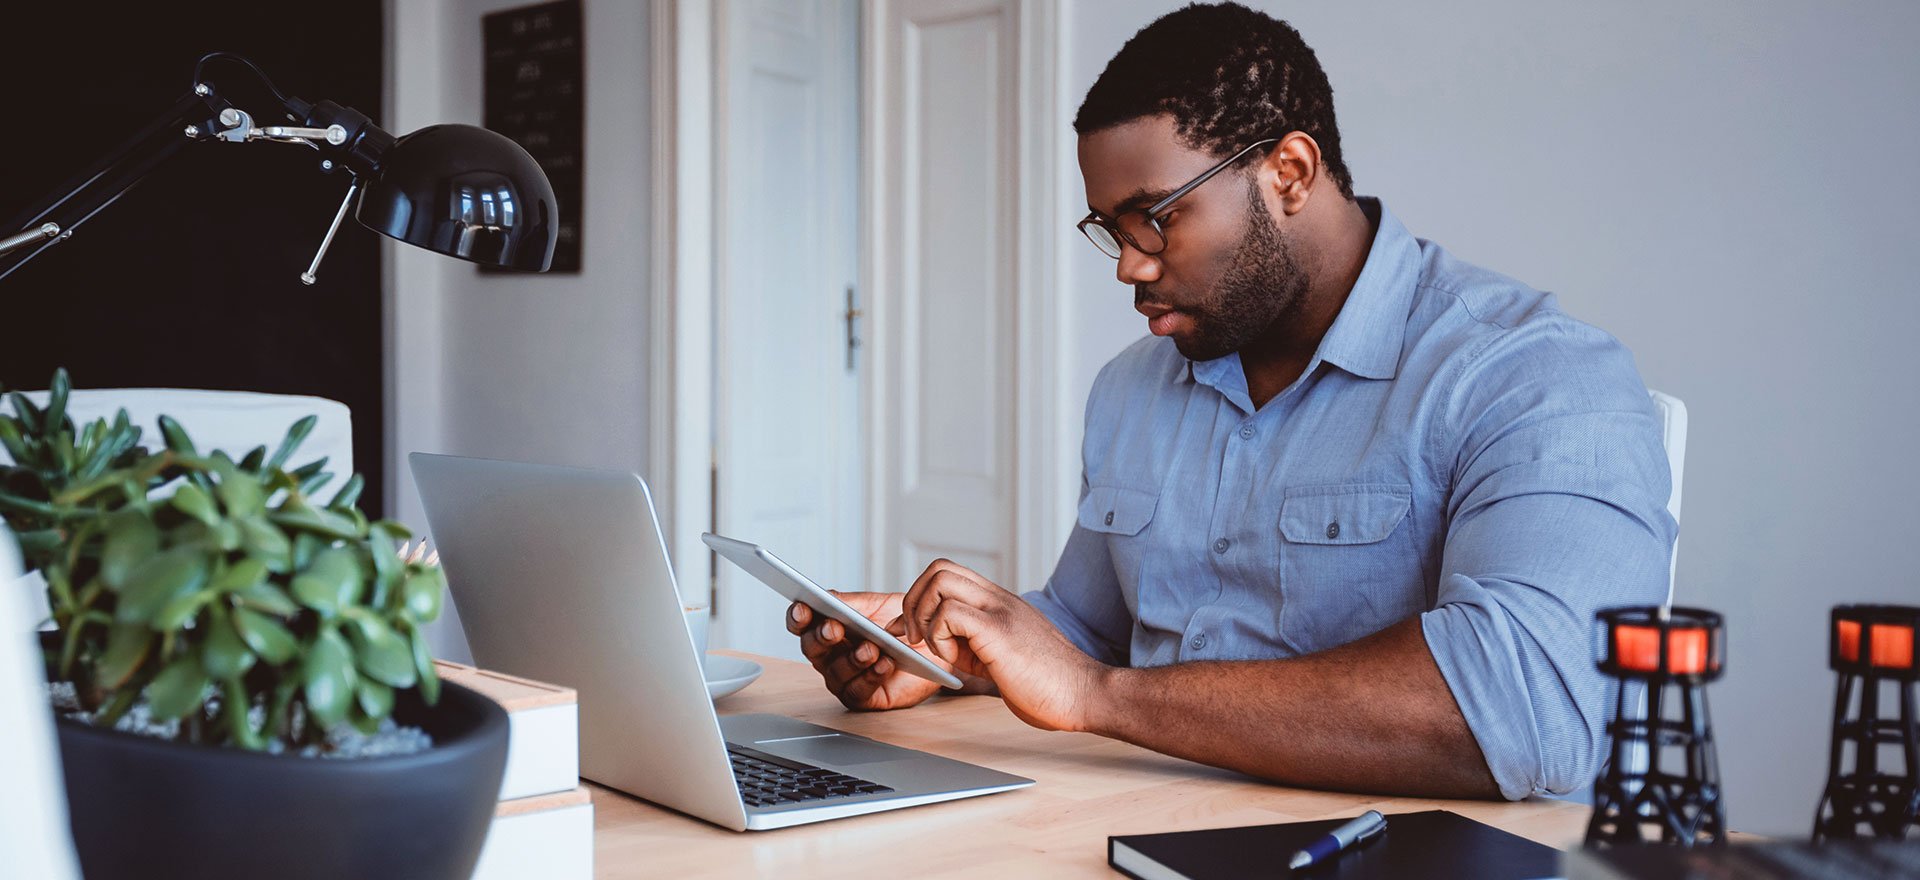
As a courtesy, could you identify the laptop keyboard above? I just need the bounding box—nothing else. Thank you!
[728,743,895,808]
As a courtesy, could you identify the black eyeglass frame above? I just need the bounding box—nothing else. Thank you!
[1076,137,1280,259]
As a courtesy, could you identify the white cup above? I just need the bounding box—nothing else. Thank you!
[683,604,710,675]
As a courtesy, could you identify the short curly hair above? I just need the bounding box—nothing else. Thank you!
[1075,3,1355,199]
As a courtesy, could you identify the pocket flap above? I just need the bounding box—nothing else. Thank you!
[1078,486,1159,536]
[1280,484,1412,545]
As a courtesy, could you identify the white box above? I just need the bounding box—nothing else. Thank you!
[436,661,581,800]
[470,787,593,880]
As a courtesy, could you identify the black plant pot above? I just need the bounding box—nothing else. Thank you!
[49,651,508,880]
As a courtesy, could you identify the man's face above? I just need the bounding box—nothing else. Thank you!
[1078,115,1309,362]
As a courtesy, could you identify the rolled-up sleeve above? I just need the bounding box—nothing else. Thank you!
[1420,317,1677,800]
[1024,477,1133,666]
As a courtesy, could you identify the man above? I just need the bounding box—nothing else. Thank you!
[787,2,1674,800]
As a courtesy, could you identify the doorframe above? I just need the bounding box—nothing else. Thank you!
[648,0,1072,602]
[648,0,717,604]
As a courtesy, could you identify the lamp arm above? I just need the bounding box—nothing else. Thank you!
[0,89,230,283]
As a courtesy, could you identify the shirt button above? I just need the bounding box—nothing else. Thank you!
[1326,521,1341,539]
[1189,634,1207,650]
[1238,425,1255,440]
[1212,538,1230,554]
[1104,511,1114,526]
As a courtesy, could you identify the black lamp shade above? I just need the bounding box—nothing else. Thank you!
[354,124,557,272]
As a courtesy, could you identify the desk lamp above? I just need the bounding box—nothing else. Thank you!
[1814,604,1920,840]
[1585,605,1728,847]
[0,52,557,283]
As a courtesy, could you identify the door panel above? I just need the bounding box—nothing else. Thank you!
[872,0,1023,593]
[713,0,862,659]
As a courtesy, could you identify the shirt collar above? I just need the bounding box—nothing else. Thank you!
[1308,197,1419,381]
[1178,196,1420,388]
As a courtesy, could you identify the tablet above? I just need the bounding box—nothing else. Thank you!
[702,533,965,690]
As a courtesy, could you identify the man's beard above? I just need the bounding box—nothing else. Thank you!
[1139,175,1310,362]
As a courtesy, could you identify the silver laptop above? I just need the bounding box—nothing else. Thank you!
[409,452,1032,831]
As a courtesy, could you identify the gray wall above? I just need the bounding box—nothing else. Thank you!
[386,0,654,663]
[1063,0,1920,835]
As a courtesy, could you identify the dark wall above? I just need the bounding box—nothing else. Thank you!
[0,2,387,515]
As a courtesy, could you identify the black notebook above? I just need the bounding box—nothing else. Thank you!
[1108,809,1562,880]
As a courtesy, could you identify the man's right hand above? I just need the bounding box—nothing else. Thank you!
[787,591,951,711]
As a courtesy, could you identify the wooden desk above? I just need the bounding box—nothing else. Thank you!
[589,651,1590,878]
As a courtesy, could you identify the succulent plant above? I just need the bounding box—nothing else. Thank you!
[0,369,446,750]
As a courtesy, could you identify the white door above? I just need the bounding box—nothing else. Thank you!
[865,0,1063,596]
[711,0,864,659]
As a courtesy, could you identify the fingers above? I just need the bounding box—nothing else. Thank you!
[922,597,990,677]
[901,562,1001,644]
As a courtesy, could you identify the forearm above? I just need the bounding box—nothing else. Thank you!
[1084,618,1500,798]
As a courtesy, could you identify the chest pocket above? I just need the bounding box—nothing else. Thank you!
[1078,485,1158,535]
[1276,483,1418,653]
[1279,484,1411,545]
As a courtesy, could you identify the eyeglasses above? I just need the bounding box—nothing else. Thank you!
[1077,138,1279,259]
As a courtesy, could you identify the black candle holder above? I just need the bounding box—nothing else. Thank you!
[1585,606,1727,847]
[1813,604,1919,841]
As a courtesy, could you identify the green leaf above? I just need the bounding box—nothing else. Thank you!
[290,547,362,616]
[298,470,334,498]
[156,414,197,456]
[7,391,43,433]
[270,506,361,542]
[303,627,357,728]
[211,454,264,517]
[328,473,364,511]
[117,547,211,627]
[346,613,417,688]
[210,557,269,593]
[409,623,440,705]
[153,588,217,631]
[224,677,265,750]
[369,531,402,606]
[102,513,160,577]
[97,623,154,688]
[234,582,300,616]
[237,517,291,571]
[231,607,298,664]
[44,369,70,432]
[0,417,29,462]
[169,482,219,527]
[202,608,256,679]
[355,678,394,719]
[238,445,267,473]
[268,415,317,471]
[146,654,209,721]
[401,568,445,621]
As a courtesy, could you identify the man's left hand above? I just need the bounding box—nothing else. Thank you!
[890,559,1107,732]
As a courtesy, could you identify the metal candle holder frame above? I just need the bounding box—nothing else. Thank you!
[1585,605,1727,848]
[1813,603,1920,841]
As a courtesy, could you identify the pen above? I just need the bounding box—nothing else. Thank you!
[1288,810,1387,870]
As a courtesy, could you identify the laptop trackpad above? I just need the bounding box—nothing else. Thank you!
[760,734,912,768]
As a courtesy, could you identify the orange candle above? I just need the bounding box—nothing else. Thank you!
[1837,620,1916,669]
[1615,624,1709,674]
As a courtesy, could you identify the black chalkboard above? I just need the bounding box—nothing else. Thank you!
[483,0,585,273]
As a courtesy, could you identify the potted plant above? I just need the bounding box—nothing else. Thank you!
[0,370,508,880]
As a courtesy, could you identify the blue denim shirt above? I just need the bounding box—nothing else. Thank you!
[1025,198,1676,800]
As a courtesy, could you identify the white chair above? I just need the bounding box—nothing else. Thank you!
[0,527,80,879]
[1648,390,1687,604]
[8,388,353,478]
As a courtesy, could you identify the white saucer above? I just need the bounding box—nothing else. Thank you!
[703,655,763,700]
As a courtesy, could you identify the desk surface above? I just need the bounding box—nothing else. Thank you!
[587,651,1589,878]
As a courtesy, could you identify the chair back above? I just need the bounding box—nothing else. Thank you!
[1648,390,1687,605]
[0,528,80,879]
